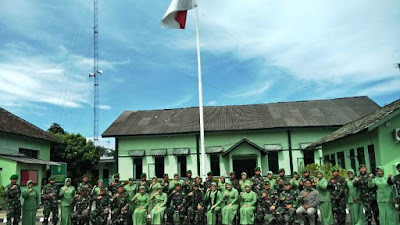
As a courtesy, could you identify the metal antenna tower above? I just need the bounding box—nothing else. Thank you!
[89,0,101,146]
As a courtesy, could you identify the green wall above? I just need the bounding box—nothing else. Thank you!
[0,133,51,160]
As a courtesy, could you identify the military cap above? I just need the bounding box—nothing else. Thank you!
[82,174,90,178]
[278,168,285,173]
[48,176,56,181]
[141,173,147,178]
[358,164,366,170]
[225,180,232,185]
[163,173,169,177]
[207,172,213,176]
[128,178,133,181]
[114,173,120,177]
[264,180,270,185]
[254,167,261,171]
[10,174,18,180]
[397,163,400,169]
[194,183,200,187]
[230,171,236,175]
[175,182,182,187]
[186,170,192,174]
[284,181,291,186]
[331,167,340,172]
[80,187,88,192]
[117,184,124,189]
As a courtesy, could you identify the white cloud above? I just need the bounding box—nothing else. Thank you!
[86,137,115,150]
[167,94,193,108]
[98,104,111,110]
[207,100,217,106]
[227,81,272,98]
[357,79,400,97]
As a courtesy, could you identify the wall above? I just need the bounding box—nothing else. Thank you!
[0,133,51,161]
[94,161,117,186]
[17,163,45,203]
[377,113,400,174]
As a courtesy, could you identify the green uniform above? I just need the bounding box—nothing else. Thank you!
[239,190,257,225]
[218,181,226,193]
[22,181,38,225]
[205,190,222,225]
[150,192,168,225]
[132,193,149,225]
[265,177,276,191]
[315,170,334,225]
[369,166,399,225]
[124,182,138,225]
[166,189,187,223]
[161,179,170,195]
[78,182,93,194]
[5,182,21,225]
[71,191,91,225]
[188,189,205,224]
[91,186,107,197]
[387,169,400,222]
[183,177,194,193]
[290,177,301,194]
[354,170,379,224]
[111,192,130,225]
[59,179,76,225]
[251,174,265,196]
[221,186,239,225]
[256,188,277,224]
[327,175,347,224]
[239,179,252,193]
[276,188,297,224]
[347,169,366,225]
[148,182,162,213]
[204,179,214,193]
[90,190,111,225]
[42,182,59,225]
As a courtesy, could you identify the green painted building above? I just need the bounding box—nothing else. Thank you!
[0,107,59,204]
[307,98,400,175]
[103,96,379,180]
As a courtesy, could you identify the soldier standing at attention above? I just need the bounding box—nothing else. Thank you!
[251,167,265,197]
[90,187,111,225]
[353,164,379,225]
[42,176,59,225]
[276,181,297,225]
[124,178,137,225]
[387,163,400,222]
[111,185,130,225]
[265,171,276,191]
[71,187,91,225]
[229,172,240,191]
[327,167,347,225]
[59,178,76,225]
[5,174,21,225]
[78,174,93,193]
[204,172,214,193]
[183,170,194,193]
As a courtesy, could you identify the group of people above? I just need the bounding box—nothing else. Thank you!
[3,164,400,225]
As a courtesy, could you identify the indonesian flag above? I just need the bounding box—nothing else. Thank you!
[161,0,196,29]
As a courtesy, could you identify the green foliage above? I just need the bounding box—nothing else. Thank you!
[48,123,66,135]
[299,163,347,179]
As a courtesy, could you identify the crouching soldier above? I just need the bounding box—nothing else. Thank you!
[91,187,111,225]
[276,181,297,225]
[111,185,130,225]
[256,181,277,224]
[188,183,205,224]
[72,187,91,225]
[166,182,187,224]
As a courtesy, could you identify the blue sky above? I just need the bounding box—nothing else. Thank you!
[1,0,399,148]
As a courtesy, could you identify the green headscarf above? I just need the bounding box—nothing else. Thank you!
[347,169,355,180]
[377,166,385,177]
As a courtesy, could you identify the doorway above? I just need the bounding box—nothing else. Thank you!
[233,158,257,177]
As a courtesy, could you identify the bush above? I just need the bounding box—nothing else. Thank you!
[299,163,347,179]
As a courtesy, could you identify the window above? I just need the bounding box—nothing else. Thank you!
[178,156,187,177]
[324,155,330,164]
[357,147,365,165]
[19,148,38,159]
[368,145,377,174]
[268,152,279,174]
[350,149,356,171]
[134,158,143,180]
[337,152,345,168]
[330,154,336,166]
[303,150,315,166]
[154,157,164,178]
[210,154,220,176]
[21,170,38,186]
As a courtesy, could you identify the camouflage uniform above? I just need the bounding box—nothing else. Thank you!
[183,176,195,193]
[299,175,315,191]
[91,188,111,225]
[388,164,400,222]
[276,185,297,224]
[187,186,205,224]
[161,175,170,195]
[230,177,240,191]
[111,190,130,225]
[4,180,21,225]
[251,171,265,197]
[78,182,93,194]
[166,187,187,224]
[354,171,379,224]
[72,189,91,225]
[42,182,59,225]
[256,185,277,224]
[327,174,347,224]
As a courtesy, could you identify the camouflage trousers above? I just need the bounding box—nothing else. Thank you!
[256,206,275,224]
[111,208,128,225]
[6,205,21,225]
[275,207,296,224]
[188,206,205,224]
[43,203,59,225]
[90,208,109,225]
[166,206,187,223]
[362,199,379,223]
[332,199,346,223]
[71,210,90,225]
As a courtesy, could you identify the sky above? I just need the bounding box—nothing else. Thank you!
[1,0,399,149]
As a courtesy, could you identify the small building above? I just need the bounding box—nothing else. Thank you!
[102,96,379,180]
[307,98,400,174]
[0,107,59,203]
[93,155,117,186]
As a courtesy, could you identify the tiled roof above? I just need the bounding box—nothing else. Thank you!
[0,154,60,166]
[103,96,380,137]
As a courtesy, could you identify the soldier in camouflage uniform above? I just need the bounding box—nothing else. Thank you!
[111,185,130,225]
[388,163,400,222]
[187,183,205,225]
[204,172,214,193]
[71,187,91,225]
[256,180,277,224]
[194,176,204,192]
[327,167,347,224]
[166,182,187,224]
[229,171,240,191]
[183,170,195,193]
[299,170,314,191]
[78,174,93,193]
[276,181,297,224]
[354,164,379,225]
[138,173,149,194]
[274,168,288,196]
[4,174,21,225]
[91,187,111,225]
[251,167,265,197]
[162,173,170,195]
[42,176,59,225]
[110,173,121,196]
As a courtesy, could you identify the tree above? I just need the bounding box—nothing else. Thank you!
[48,123,66,135]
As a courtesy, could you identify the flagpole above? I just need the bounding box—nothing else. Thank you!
[194,0,206,182]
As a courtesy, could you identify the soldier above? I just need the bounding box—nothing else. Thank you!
[187,183,205,224]
[327,167,347,224]
[204,172,214,193]
[346,169,365,225]
[138,173,149,193]
[265,171,276,191]
[169,174,181,193]
[315,170,334,225]
[110,173,121,196]
[111,185,130,225]
[354,164,379,225]
[42,176,59,225]
[296,180,320,225]
[161,174,170,195]
[166,182,187,224]
[71,187,91,225]
[256,181,277,224]
[251,167,265,197]
[229,171,240,191]
[276,181,297,225]
[4,174,21,225]
[299,170,314,191]
[124,178,137,225]
[194,176,204,192]
[78,174,93,193]
[290,172,301,194]
[388,163,400,222]
[91,180,106,197]
[91,187,111,225]
[183,170,195,193]
[274,168,288,195]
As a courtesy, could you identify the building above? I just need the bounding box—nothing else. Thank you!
[102,96,379,180]
[93,155,117,186]
[307,98,400,174]
[0,107,59,203]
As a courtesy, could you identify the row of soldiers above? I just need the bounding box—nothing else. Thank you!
[4,164,400,225]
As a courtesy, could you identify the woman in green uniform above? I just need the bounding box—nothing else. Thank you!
[369,166,398,225]
[290,172,301,193]
[265,171,276,191]
[148,177,161,213]
[347,169,365,225]
[315,170,334,225]
[206,182,222,225]
[91,180,105,196]
[239,184,257,225]
[239,172,252,193]
[132,186,149,225]
[218,176,226,193]
[221,181,239,225]
[59,178,76,225]
[22,180,39,225]
[150,187,167,225]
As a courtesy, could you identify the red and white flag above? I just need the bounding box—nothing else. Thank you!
[161,0,196,29]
